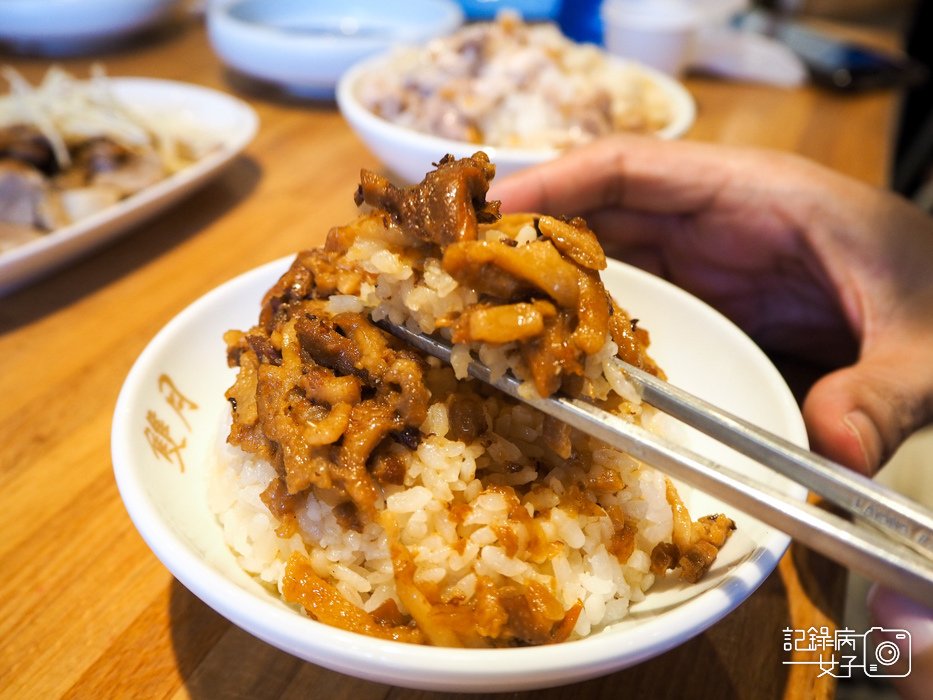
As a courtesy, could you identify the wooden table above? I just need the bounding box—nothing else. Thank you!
[0,15,901,700]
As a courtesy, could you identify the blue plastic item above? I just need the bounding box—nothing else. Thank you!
[456,0,561,21]
[558,0,603,44]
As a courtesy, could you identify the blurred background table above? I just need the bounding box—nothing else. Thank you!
[0,13,904,700]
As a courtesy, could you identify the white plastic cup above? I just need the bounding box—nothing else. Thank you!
[601,0,700,76]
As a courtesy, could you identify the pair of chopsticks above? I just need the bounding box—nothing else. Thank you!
[377,320,933,605]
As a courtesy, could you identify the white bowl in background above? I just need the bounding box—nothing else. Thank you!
[336,51,696,183]
[602,0,701,77]
[112,255,807,693]
[206,0,464,98]
[0,0,178,54]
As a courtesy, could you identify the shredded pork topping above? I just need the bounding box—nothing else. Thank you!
[223,153,732,646]
[354,152,500,246]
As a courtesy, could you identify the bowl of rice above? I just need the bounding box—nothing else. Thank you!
[336,15,696,183]
[113,154,806,692]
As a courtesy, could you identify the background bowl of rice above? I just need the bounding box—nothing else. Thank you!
[112,255,807,692]
[336,50,696,184]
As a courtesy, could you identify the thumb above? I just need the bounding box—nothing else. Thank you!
[802,339,933,475]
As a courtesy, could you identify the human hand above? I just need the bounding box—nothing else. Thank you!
[489,135,933,476]
[868,584,933,700]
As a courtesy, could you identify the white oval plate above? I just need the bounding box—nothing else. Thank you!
[337,51,696,183]
[0,78,259,295]
[112,256,807,692]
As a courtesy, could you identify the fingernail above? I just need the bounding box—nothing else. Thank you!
[842,410,878,475]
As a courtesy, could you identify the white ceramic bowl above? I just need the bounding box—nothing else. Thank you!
[0,0,178,53]
[336,52,696,183]
[207,0,464,98]
[112,256,807,693]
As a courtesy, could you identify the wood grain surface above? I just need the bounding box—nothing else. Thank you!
[0,14,900,700]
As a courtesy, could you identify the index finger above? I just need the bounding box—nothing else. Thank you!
[488,135,744,217]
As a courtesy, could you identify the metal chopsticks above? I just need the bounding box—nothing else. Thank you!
[378,320,933,605]
[618,359,933,560]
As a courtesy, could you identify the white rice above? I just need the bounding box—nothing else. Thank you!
[211,401,672,638]
[211,222,678,641]
[354,15,675,150]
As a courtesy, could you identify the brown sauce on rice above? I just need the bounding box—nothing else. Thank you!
[220,153,733,647]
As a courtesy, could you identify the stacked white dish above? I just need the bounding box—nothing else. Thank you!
[206,0,464,98]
